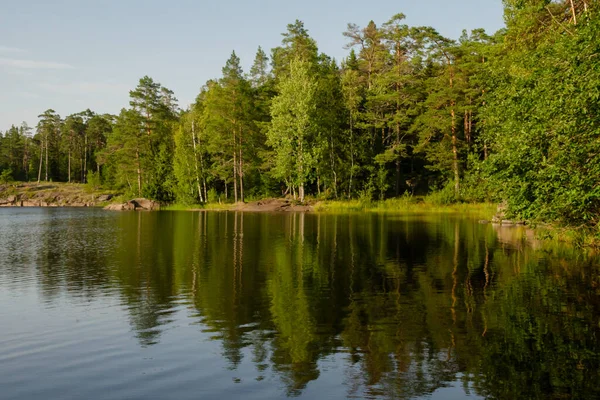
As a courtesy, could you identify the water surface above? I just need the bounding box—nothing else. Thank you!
[0,208,598,399]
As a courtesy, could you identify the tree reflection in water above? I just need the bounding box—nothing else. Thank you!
[31,210,600,399]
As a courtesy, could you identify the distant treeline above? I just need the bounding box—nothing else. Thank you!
[0,1,597,227]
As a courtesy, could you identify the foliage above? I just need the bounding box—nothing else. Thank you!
[0,169,13,184]
[483,1,600,226]
[85,170,101,192]
[0,1,596,228]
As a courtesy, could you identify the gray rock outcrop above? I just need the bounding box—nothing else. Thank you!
[104,198,160,211]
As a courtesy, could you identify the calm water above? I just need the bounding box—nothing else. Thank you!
[0,208,599,400]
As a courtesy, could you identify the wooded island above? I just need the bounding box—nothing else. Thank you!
[0,1,597,228]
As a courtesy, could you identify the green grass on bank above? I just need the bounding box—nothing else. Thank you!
[313,198,496,217]
[162,195,497,218]
[162,202,233,211]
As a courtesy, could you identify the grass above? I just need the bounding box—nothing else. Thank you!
[313,197,496,218]
[162,202,234,211]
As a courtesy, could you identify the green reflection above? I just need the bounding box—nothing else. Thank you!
[31,210,600,399]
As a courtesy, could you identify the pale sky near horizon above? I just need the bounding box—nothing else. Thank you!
[0,0,505,131]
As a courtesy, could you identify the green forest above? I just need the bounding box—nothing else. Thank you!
[0,0,598,227]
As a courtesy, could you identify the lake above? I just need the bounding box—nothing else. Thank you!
[0,208,598,399]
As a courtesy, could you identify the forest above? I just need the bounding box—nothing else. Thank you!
[0,0,598,227]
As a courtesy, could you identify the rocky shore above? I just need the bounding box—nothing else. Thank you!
[0,183,114,208]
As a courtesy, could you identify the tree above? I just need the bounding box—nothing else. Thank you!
[127,76,179,201]
[268,57,318,202]
[202,53,256,203]
[103,109,147,196]
[62,114,84,183]
[413,27,463,196]
[36,109,61,183]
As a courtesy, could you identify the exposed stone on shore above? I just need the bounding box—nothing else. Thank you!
[104,198,160,211]
[0,183,116,208]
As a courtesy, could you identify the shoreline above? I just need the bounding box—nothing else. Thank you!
[0,182,116,208]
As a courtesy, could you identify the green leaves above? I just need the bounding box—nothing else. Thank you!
[268,57,318,199]
[482,3,600,226]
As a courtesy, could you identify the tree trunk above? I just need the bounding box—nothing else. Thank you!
[349,118,354,199]
[191,121,203,202]
[451,106,459,196]
[238,126,244,203]
[232,126,238,203]
[395,121,402,197]
[395,48,403,197]
[45,136,48,182]
[446,56,459,197]
[37,140,43,184]
[329,133,337,198]
[68,148,71,183]
[298,136,304,202]
[464,110,470,147]
[136,147,142,196]
[317,174,321,196]
[233,150,238,203]
[83,133,88,183]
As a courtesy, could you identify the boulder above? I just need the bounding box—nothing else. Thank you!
[104,202,134,211]
[97,194,113,202]
[104,198,159,211]
[131,198,160,211]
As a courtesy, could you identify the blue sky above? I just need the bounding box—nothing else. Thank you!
[0,0,505,131]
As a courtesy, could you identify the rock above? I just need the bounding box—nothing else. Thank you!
[131,198,160,211]
[104,198,159,211]
[478,220,490,224]
[104,203,129,211]
[97,194,113,202]
[501,220,515,225]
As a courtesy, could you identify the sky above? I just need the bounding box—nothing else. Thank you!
[0,0,505,131]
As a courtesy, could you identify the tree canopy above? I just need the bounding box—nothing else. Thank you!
[1,1,597,227]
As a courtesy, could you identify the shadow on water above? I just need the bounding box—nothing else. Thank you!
[1,208,599,399]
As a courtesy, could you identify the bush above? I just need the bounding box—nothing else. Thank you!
[424,181,458,206]
[86,171,101,191]
[0,169,13,185]
[207,188,219,203]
